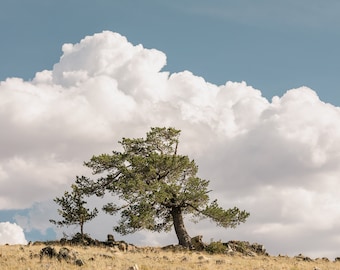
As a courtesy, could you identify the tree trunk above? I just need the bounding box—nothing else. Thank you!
[80,221,84,241]
[171,207,192,248]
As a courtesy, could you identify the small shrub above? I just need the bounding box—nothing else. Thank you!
[205,240,226,254]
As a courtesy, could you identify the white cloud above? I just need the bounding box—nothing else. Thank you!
[1,31,340,258]
[0,222,27,245]
[14,201,58,235]
[0,156,83,209]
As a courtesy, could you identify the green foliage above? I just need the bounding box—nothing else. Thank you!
[201,200,250,228]
[205,240,227,254]
[50,180,98,236]
[77,127,249,245]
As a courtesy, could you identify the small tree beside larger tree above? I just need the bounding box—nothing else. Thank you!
[49,180,98,240]
[77,127,249,248]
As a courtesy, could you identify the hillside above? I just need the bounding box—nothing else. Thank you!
[1,240,340,270]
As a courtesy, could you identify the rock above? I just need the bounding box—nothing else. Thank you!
[335,257,340,262]
[216,259,226,264]
[75,259,85,266]
[294,254,313,262]
[198,255,210,262]
[226,244,233,254]
[118,241,128,252]
[40,246,57,259]
[161,244,189,252]
[316,257,329,262]
[251,243,266,255]
[60,238,67,245]
[191,235,206,251]
[108,246,120,252]
[103,241,116,247]
[107,234,115,242]
[224,241,267,256]
[127,244,137,252]
[246,251,257,257]
[58,247,72,262]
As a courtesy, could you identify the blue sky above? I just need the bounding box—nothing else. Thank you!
[1,0,340,258]
[1,0,339,104]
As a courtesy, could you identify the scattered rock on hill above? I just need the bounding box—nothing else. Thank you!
[39,246,84,266]
[37,233,135,252]
[162,238,267,256]
[225,241,268,256]
[40,246,57,259]
[36,233,269,259]
[161,244,189,252]
[294,254,313,262]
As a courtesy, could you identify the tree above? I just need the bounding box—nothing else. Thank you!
[77,127,249,248]
[49,179,98,240]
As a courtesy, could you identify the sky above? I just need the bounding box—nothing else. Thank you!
[1,0,340,259]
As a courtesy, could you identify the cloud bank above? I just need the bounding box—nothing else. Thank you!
[0,222,27,245]
[1,31,340,258]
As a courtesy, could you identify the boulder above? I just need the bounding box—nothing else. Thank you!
[107,234,115,242]
[118,241,128,252]
[40,246,57,260]
[250,243,267,255]
[191,235,206,251]
[294,254,313,262]
[75,259,85,266]
[58,247,72,262]
[60,238,67,245]
[127,243,137,252]
[224,241,268,256]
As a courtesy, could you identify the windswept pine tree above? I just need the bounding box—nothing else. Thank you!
[77,127,249,248]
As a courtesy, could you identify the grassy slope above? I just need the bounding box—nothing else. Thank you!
[0,244,339,270]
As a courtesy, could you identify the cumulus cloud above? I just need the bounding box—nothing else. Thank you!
[14,201,58,235]
[1,31,340,258]
[0,222,27,245]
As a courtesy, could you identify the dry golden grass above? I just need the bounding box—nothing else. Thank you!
[0,243,339,270]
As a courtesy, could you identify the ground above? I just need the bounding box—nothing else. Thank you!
[0,243,339,270]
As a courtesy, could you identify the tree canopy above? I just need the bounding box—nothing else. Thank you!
[77,127,249,248]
